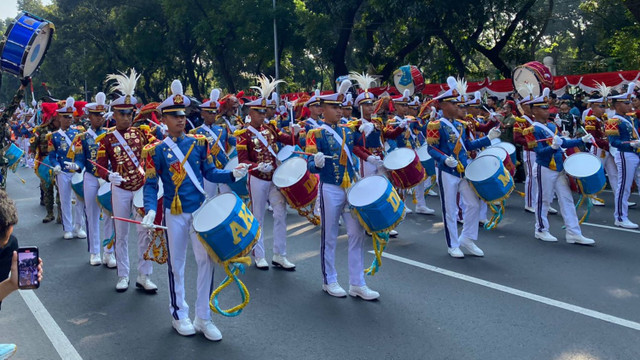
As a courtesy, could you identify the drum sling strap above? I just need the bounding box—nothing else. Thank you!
[320,124,356,188]
[439,118,466,173]
[163,137,206,214]
[201,124,226,168]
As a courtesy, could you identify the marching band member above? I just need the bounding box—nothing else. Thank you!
[349,71,384,178]
[191,88,234,197]
[96,69,158,292]
[48,97,87,240]
[141,79,248,341]
[528,88,595,244]
[74,93,116,267]
[303,89,324,131]
[306,79,379,300]
[133,102,166,140]
[427,77,501,258]
[606,83,640,229]
[584,84,618,206]
[31,102,60,223]
[235,75,301,270]
[217,93,241,137]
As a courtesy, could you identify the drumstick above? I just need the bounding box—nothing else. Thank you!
[87,159,115,175]
[112,216,168,230]
[292,151,334,158]
[34,159,55,169]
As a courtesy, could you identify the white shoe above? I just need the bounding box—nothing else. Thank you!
[322,282,347,298]
[548,207,558,215]
[405,207,413,214]
[63,231,74,240]
[428,189,438,197]
[172,318,196,336]
[460,238,484,256]
[457,219,464,224]
[116,276,129,292]
[268,205,273,212]
[389,229,398,237]
[272,254,296,270]
[448,247,464,258]
[348,285,380,300]
[89,254,101,266]
[135,274,158,292]
[103,252,117,268]
[629,202,637,207]
[614,219,639,229]
[255,257,269,270]
[591,198,604,206]
[415,205,435,215]
[479,219,489,226]
[194,317,222,341]
[74,229,87,239]
[566,233,595,245]
[524,206,535,214]
[535,231,558,242]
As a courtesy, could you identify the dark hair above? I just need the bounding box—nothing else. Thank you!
[0,190,17,241]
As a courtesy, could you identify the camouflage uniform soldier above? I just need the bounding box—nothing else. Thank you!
[30,102,61,223]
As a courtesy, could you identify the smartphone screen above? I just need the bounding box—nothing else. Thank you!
[17,247,39,289]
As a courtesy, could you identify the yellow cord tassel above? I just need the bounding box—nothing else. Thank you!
[170,142,196,215]
[339,128,351,189]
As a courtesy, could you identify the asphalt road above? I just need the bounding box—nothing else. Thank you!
[2,166,640,360]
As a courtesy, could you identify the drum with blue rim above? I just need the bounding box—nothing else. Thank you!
[416,144,436,177]
[71,171,84,199]
[224,156,248,197]
[347,175,405,233]
[492,142,517,167]
[563,152,606,195]
[465,155,514,202]
[5,143,24,172]
[36,156,53,185]
[0,12,54,78]
[192,192,260,263]
[96,181,112,214]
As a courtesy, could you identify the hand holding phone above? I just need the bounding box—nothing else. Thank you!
[16,247,40,289]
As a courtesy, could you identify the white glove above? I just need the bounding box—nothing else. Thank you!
[367,155,383,167]
[314,152,326,168]
[291,124,302,135]
[488,128,501,140]
[398,119,408,129]
[108,172,124,186]
[554,115,562,127]
[359,122,374,137]
[561,130,570,137]
[52,165,62,175]
[232,164,248,179]
[444,156,458,168]
[141,210,156,229]
[256,162,274,173]
[581,134,594,144]
[64,161,79,171]
[630,140,640,148]
[551,135,563,150]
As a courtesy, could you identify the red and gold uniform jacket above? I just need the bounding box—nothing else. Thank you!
[235,121,297,181]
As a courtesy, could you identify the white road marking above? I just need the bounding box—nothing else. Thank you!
[19,290,83,360]
[374,251,640,332]
[582,222,640,234]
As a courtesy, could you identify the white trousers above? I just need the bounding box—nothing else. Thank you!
[414,177,434,208]
[164,210,214,321]
[523,150,537,208]
[248,175,287,258]
[19,138,30,164]
[56,172,84,232]
[534,165,581,235]
[592,148,618,193]
[111,185,153,278]
[360,160,379,178]
[319,183,365,287]
[83,172,112,255]
[614,152,640,222]
[437,170,481,249]
[203,179,231,199]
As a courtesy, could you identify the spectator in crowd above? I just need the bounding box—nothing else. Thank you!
[548,93,558,117]
[557,101,578,137]
[486,96,499,111]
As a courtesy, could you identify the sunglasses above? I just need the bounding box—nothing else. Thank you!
[537,105,550,110]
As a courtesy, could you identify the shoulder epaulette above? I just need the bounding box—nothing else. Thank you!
[188,128,198,135]
[426,120,440,145]
[515,117,527,123]
[142,140,162,158]
[94,132,108,143]
[138,124,151,132]
[75,125,86,131]
[605,118,620,136]
[233,128,247,137]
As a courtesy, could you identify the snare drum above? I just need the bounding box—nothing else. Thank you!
[477,146,515,176]
[563,152,606,195]
[224,156,248,197]
[0,12,55,78]
[415,144,436,177]
[276,145,303,163]
[393,65,425,96]
[493,142,517,166]
[347,175,405,233]
[71,171,84,199]
[512,61,554,99]
[192,192,260,263]
[96,181,113,214]
[36,157,53,185]
[383,147,426,189]
[272,157,317,209]
[5,143,24,172]
[465,155,514,202]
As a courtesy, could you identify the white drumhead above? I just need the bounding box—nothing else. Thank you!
[383,148,415,170]
[512,67,541,99]
[71,171,84,185]
[493,142,516,155]
[23,23,52,76]
[564,152,600,177]
[277,145,296,162]
[465,155,501,182]
[193,193,237,232]
[491,138,501,145]
[272,157,307,188]
[347,175,388,207]
[416,144,432,162]
[133,179,164,208]
[478,147,507,161]
[224,156,238,171]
